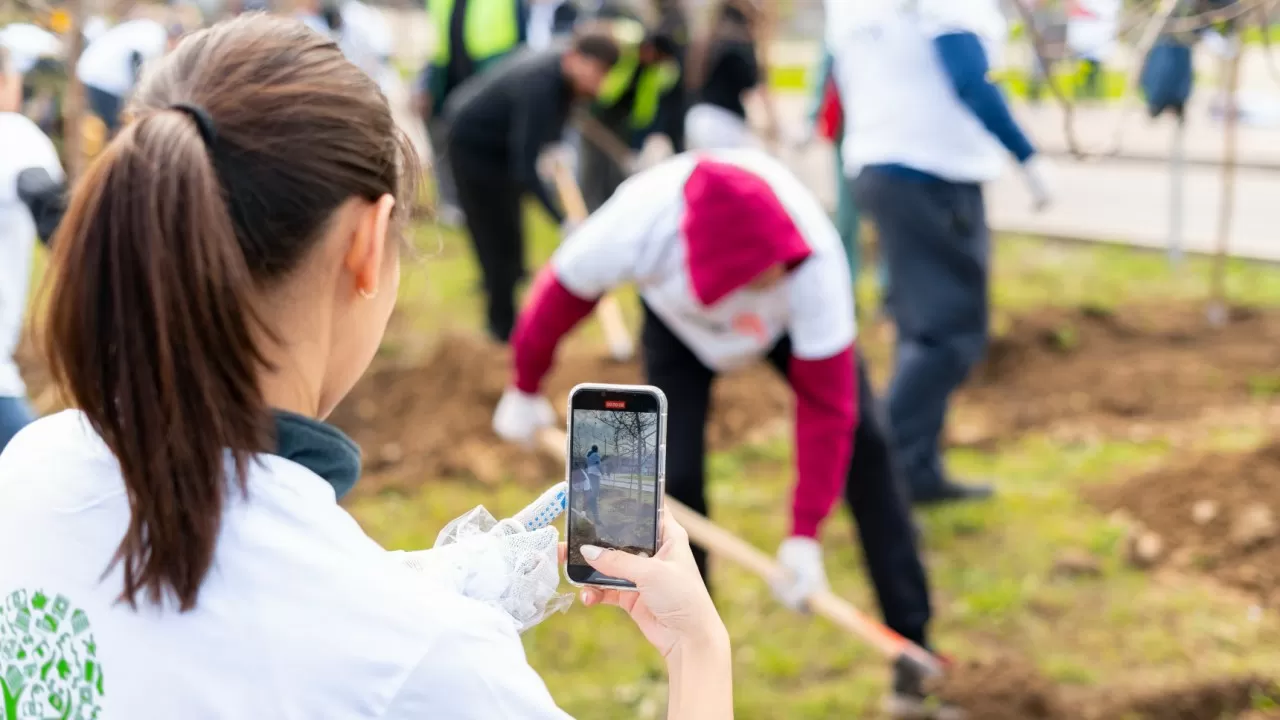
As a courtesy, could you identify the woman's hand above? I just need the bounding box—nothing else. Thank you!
[577,514,726,659]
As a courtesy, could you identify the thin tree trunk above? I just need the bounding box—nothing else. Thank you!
[1209,41,1242,327]
[62,0,86,180]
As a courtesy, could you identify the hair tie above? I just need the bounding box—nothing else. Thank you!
[170,103,218,147]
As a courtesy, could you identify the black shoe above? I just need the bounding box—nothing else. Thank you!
[884,656,966,720]
[912,480,994,506]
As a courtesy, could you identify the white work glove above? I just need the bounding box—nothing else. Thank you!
[1019,154,1054,213]
[493,387,557,445]
[394,482,573,633]
[771,536,828,611]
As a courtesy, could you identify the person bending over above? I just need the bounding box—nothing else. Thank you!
[494,148,947,715]
[0,15,729,719]
[443,26,620,343]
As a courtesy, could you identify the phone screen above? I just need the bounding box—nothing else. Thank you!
[566,387,664,587]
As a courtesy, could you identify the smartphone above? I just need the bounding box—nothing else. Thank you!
[564,383,667,589]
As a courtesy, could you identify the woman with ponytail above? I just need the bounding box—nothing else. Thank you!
[0,15,729,719]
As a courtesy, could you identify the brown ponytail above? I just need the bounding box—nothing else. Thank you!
[42,15,414,611]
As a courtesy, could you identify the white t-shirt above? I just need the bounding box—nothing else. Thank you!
[0,113,61,399]
[824,0,1009,183]
[553,149,855,371]
[0,411,574,719]
[75,19,168,96]
[0,23,62,74]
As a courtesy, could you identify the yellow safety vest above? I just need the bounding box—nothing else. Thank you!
[428,0,520,64]
[596,19,681,130]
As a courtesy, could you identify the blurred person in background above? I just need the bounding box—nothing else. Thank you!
[528,0,580,51]
[416,0,528,226]
[0,15,732,719]
[76,16,183,134]
[1066,0,1120,100]
[0,20,64,130]
[577,8,684,211]
[825,0,1053,506]
[442,26,620,343]
[683,0,777,151]
[0,47,64,452]
[803,44,862,284]
[0,22,61,78]
[297,0,396,87]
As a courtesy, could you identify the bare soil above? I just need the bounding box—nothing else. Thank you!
[936,656,1275,719]
[1088,442,1280,603]
[952,304,1280,446]
[328,333,791,495]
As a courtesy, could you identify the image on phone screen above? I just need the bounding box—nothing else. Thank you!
[567,391,662,587]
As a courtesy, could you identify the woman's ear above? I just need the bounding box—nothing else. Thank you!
[344,194,397,299]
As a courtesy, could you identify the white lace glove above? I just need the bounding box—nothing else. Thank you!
[1019,154,1054,213]
[395,482,572,633]
[493,387,557,445]
[772,536,828,611]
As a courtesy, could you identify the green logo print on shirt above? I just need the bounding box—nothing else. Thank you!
[0,590,103,720]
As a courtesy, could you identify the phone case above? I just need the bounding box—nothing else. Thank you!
[563,383,668,591]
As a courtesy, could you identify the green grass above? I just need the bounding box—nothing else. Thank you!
[342,215,1280,718]
[993,64,1129,101]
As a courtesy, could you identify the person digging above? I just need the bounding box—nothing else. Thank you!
[493,148,957,718]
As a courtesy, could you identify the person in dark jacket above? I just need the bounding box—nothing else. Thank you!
[577,8,685,212]
[416,0,529,224]
[443,26,620,343]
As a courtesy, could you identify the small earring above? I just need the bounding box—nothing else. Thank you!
[358,287,375,300]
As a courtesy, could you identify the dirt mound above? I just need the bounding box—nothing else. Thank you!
[935,657,1274,720]
[1087,443,1280,601]
[953,304,1280,445]
[1077,676,1277,720]
[934,656,1066,719]
[329,334,791,495]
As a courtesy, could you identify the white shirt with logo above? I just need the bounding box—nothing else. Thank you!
[824,0,1010,183]
[0,113,62,399]
[0,411,574,719]
[553,149,855,371]
[76,19,168,96]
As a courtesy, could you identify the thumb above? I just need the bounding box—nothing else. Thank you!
[512,482,568,531]
[581,545,651,584]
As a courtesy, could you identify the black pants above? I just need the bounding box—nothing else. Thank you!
[642,305,932,647]
[449,144,525,342]
[854,168,989,500]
